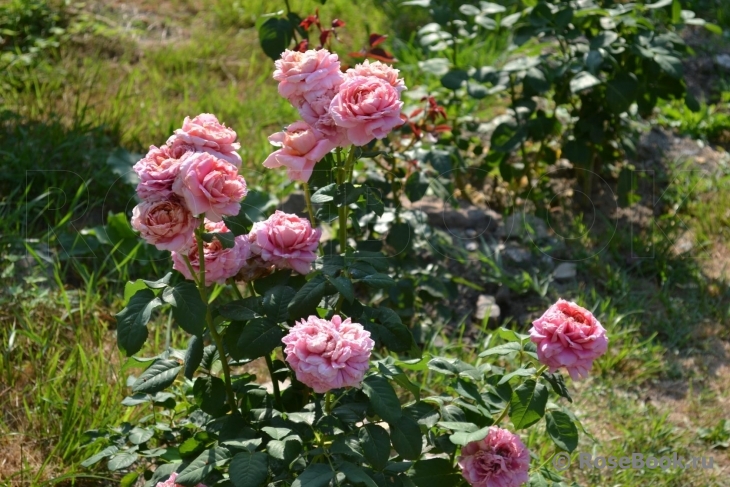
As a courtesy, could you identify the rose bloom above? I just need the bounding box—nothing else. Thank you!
[131,198,198,251]
[330,75,404,146]
[529,299,608,380]
[296,94,349,146]
[249,211,321,275]
[133,145,181,201]
[155,472,206,487]
[458,427,530,487]
[282,315,374,393]
[172,151,247,222]
[167,113,242,167]
[171,220,250,286]
[273,49,344,103]
[345,60,407,94]
[263,121,337,182]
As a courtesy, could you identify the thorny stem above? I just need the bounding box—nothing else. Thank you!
[195,223,237,414]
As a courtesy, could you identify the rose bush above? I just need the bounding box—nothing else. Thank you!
[82,49,608,487]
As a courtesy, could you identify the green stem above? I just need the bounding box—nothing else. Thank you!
[535,364,549,378]
[195,223,237,414]
[337,147,357,253]
[265,354,284,411]
[325,392,333,415]
[493,402,510,425]
[247,281,256,298]
[302,182,316,227]
[181,254,200,287]
[229,278,244,300]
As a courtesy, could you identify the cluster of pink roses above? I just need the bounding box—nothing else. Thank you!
[264,49,406,182]
[131,113,247,252]
[131,115,323,285]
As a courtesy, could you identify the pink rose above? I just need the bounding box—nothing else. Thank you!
[154,472,206,487]
[529,299,608,380]
[131,198,198,251]
[167,113,242,167]
[330,75,404,146]
[263,121,337,182]
[458,427,530,487]
[171,220,250,286]
[346,60,407,94]
[133,145,181,201]
[296,95,349,146]
[273,49,344,103]
[172,151,248,222]
[249,211,321,275]
[282,315,374,393]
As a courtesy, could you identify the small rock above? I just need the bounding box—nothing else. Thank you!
[464,228,477,238]
[498,212,549,241]
[403,196,501,234]
[715,53,730,71]
[465,241,479,252]
[553,262,577,280]
[503,244,531,265]
[475,294,500,323]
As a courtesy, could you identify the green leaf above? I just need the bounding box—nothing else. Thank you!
[545,411,579,452]
[236,318,285,360]
[108,452,138,471]
[389,415,422,460]
[218,297,261,321]
[645,0,672,8]
[116,289,160,356]
[409,458,461,487]
[490,122,527,153]
[180,437,205,458]
[328,275,354,303]
[311,183,337,203]
[405,171,430,202]
[263,285,295,323]
[223,211,254,236]
[288,275,327,318]
[163,282,206,337]
[606,73,639,113]
[449,426,490,445]
[338,461,378,487]
[562,139,592,167]
[361,273,396,289]
[543,372,572,402]
[478,342,522,357]
[359,424,391,471]
[704,22,722,35]
[654,54,683,78]
[458,4,480,15]
[81,445,119,467]
[259,17,292,61]
[475,14,497,29]
[502,57,540,72]
[363,375,402,423]
[201,231,235,249]
[498,367,536,384]
[570,71,601,93]
[124,280,147,305]
[229,451,269,487]
[132,359,181,394]
[441,69,469,90]
[292,463,335,487]
[184,335,205,380]
[267,439,302,463]
[121,471,139,487]
[509,379,548,429]
[176,447,231,486]
[129,426,154,445]
[193,376,228,417]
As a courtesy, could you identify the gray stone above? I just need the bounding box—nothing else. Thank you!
[475,294,500,323]
[465,241,479,252]
[553,262,577,280]
[715,53,730,71]
[277,192,308,218]
[503,243,532,265]
[404,196,501,234]
[497,212,549,241]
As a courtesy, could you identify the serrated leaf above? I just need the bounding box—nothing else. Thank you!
[328,276,354,303]
[405,172,430,202]
[229,451,269,487]
[184,335,205,380]
[311,183,337,203]
[361,273,396,289]
[542,372,572,402]
[545,411,579,452]
[288,275,327,318]
[236,318,285,360]
[201,231,235,249]
[449,426,490,445]
[132,359,181,394]
[359,424,391,471]
[338,461,378,487]
[606,73,638,114]
[129,427,154,445]
[193,376,228,417]
[163,282,206,337]
[263,286,295,323]
[259,17,292,61]
[409,458,461,487]
[509,379,548,429]
[498,368,536,384]
[116,289,160,356]
[81,445,119,467]
[292,463,335,487]
[218,297,261,321]
[570,71,601,93]
[108,452,138,471]
[176,447,231,486]
[363,376,402,423]
[267,439,301,463]
[441,69,469,90]
[389,415,422,459]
